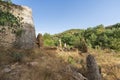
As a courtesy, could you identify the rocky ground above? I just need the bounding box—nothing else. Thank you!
[0,47,120,80]
[0,48,87,80]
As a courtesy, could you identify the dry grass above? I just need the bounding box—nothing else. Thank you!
[0,47,120,80]
[0,48,82,80]
[89,48,120,80]
[56,48,120,80]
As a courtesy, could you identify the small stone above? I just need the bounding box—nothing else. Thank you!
[28,62,39,67]
[3,68,11,73]
[73,72,88,80]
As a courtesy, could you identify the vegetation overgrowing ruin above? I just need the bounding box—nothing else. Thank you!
[0,0,120,80]
[0,1,23,36]
[0,0,36,49]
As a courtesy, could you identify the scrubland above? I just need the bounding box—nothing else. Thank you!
[0,47,120,80]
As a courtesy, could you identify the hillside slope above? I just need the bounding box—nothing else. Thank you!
[44,23,120,51]
[0,47,87,80]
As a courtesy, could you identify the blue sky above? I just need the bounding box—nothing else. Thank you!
[12,0,120,34]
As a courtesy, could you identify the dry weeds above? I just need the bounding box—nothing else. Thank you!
[0,47,120,80]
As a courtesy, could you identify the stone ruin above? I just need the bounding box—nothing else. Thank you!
[36,33,44,48]
[0,2,36,49]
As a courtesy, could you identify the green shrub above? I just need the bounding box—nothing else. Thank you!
[9,52,24,62]
[44,39,55,46]
[15,29,24,37]
[0,4,23,35]
[67,56,75,64]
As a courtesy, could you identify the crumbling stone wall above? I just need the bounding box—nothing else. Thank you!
[0,2,36,49]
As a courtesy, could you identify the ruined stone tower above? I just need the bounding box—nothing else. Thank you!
[0,1,36,49]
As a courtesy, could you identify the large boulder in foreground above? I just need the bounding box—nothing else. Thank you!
[0,1,36,49]
[86,54,102,80]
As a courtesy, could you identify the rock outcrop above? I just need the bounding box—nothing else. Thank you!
[86,54,102,80]
[0,1,36,49]
[36,33,44,48]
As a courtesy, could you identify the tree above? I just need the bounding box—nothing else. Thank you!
[61,34,75,46]
[43,33,55,46]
